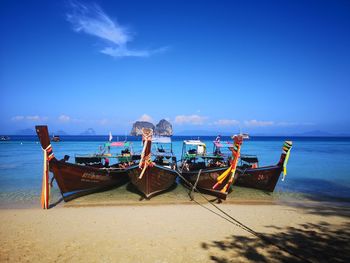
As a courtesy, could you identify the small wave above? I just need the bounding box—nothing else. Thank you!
[0,164,20,169]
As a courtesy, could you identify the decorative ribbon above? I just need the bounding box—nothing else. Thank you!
[138,129,154,179]
[41,144,54,209]
[282,141,293,181]
[213,135,243,193]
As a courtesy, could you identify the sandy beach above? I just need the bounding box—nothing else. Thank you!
[1,201,349,263]
[2,0,350,262]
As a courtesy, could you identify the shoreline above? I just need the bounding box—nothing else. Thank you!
[2,198,350,212]
[1,187,350,210]
[0,199,281,210]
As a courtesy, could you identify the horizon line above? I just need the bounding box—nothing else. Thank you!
[3,134,350,138]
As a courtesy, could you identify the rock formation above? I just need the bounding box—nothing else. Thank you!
[130,119,173,136]
[130,121,155,136]
[155,119,173,136]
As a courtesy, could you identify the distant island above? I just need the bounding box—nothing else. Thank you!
[173,129,350,137]
[130,119,173,136]
[80,128,96,135]
[16,128,36,135]
[54,130,68,135]
[292,130,334,137]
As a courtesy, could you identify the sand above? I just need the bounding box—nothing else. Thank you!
[1,201,349,263]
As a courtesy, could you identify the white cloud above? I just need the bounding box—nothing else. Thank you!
[58,114,71,122]
[301,122,315,126]
[58,115,113,125]
[138,114,153,123]
[214,119,240,126]
[66,1,167,58]
[244,120,274,127]
[11,116,25,121]
[101,46,168,58]
[99,118,109,125]
[276,121,315,126]
[26,115,42,121]
[175,115,207,125]
[275,121,297,126]
[11,115,48,122]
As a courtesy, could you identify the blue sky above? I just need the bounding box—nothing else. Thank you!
[1,0,350,135]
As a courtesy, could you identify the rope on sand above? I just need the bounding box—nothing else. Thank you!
[178,172,312,263]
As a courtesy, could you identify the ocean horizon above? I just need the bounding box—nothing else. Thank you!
[2,134,350,141]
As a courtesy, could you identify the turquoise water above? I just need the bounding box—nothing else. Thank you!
[1,136,350,206]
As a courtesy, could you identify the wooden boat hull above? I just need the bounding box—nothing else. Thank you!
[180,167,231,200]
[234,165,283,192]
[36,125,130,203]
[180,164,284,197]
[179,140,291,196]
[127,165,178,199]
[234,141,293,192]
[49,159,129,201]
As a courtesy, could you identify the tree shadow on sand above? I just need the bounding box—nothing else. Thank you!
[282,200,350,219]
[201,221,350,263]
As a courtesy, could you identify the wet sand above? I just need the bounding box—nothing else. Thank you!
[1,201,349,263]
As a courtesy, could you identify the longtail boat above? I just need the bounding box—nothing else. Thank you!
[35,125,130,207]
[127,128,178,199]
[51,135,60,142]
[179,135,243,200]
[234,141,293,192]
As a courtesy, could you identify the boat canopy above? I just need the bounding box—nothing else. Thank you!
[182,140,207,156]
[183,140,206,146]
[197,155,224,159]
[242,133,250,139]
[213,141,234,148]
[104,142,131,147]
[240,155,259,163]
[153,151,174,157]
[152,136,171,144]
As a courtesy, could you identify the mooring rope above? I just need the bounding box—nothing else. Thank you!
[177,172,312,263]
[189,169,202,201]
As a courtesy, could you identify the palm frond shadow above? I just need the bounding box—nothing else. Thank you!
[201,221,350,263]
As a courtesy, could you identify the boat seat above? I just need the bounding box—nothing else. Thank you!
[188,149,197,154]
[75,156,102,166]
[189,162,206,170]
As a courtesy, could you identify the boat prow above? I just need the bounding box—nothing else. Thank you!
[178,135,243,200]
[234,141,293,192]
[128,164,178,199]
[35,125,129,205]
[127,128,178,199]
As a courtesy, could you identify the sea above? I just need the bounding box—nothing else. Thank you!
[1,135,350,208]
